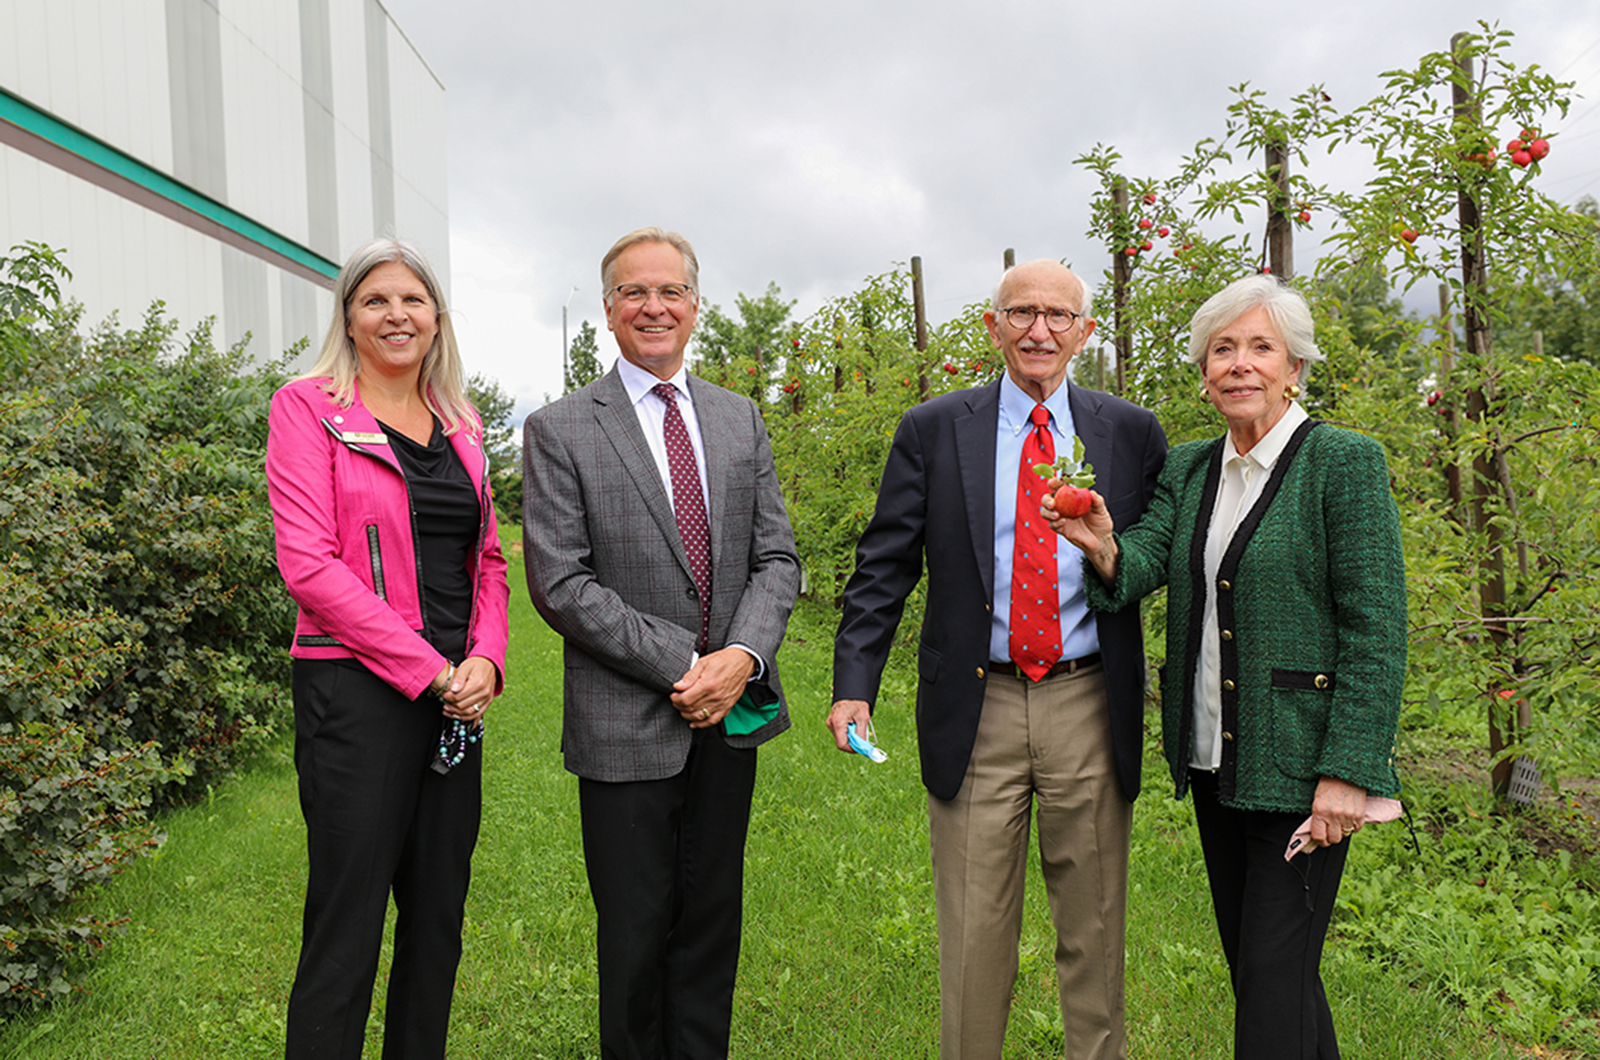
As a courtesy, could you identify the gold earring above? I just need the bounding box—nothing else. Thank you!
[1199,385,1211,404]
[1286,383,1301,400]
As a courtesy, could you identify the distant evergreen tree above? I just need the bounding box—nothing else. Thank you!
[466,373,521,523]
[566,320,602,392]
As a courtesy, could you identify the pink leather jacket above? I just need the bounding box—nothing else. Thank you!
[266,377,510,699]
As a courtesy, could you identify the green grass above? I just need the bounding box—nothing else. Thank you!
[0,556,1522,1058]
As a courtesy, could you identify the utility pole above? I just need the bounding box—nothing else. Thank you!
[562,285,578,393]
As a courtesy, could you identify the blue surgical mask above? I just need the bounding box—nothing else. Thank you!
[846,721,888,764]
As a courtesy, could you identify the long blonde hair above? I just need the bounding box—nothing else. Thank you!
[303,238,476,433]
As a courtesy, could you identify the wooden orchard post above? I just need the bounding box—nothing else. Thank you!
[911,255,929,352]
[1111,178,1131,394]
[1265,136,1293,279]
[913,255,931,400]
[1452,31,1515,795]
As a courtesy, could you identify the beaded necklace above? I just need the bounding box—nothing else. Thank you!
[428,663,484,774]
[432,717,483,774]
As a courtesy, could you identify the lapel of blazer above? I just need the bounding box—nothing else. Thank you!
[592,366,696,582]
[956,381,1001,606]
[1068,383,1114,493]
[685,374,731,571]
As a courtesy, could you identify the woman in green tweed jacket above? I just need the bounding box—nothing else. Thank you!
[1046,275,1405,1060]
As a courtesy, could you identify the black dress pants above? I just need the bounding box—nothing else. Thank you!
[1190,770,1350,1060]
[578,727,758,1060]
[286,659,482,1060]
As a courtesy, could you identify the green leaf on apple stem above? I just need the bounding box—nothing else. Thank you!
[1033,437,1096,488]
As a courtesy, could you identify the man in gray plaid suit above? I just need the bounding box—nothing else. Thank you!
[523,227,800,1060]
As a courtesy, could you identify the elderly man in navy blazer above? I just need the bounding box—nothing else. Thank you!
[523,227,800,1060]
[830,259,1167,1060]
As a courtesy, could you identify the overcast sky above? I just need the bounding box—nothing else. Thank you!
[376,0,1600,420]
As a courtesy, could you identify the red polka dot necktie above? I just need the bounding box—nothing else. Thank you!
[1009,404,1060,682]
[653,382,712,650]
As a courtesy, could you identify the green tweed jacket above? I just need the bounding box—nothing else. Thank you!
[1086,420,1405,813]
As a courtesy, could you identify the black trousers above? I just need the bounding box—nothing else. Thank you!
[1190,770,1350,1060]
[285,659,482,1060]
[578,728,758,1060]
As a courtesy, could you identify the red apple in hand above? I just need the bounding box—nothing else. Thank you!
[1053,485,1093,519]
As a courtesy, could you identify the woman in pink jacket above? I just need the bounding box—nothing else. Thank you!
[267,238,510,1059]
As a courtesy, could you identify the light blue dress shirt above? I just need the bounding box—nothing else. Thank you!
[989,374,1100,665]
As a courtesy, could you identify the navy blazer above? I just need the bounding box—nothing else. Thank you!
[833,379,1167,802]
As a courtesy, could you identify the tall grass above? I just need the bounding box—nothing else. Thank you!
[0,555,1516,1058]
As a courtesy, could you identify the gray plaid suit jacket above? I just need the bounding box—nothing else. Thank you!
[522,365,801,783]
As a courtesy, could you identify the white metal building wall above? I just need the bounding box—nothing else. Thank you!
[0,0,449,366]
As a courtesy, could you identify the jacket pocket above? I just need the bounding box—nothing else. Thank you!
[918,643,943,685]
[1270,668,1334,779]
[1271,668,1335,691]
[366,524,387,601]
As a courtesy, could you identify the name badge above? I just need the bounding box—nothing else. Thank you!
[341,431,388,445]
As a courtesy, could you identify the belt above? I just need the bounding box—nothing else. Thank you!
[988,653,1102,680]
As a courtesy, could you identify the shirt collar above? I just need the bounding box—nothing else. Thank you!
[618,357,692,407]
[1223,400,1309,470]
[999,373,1073,434]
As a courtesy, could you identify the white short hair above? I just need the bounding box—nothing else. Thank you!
[1186,275,1324,380]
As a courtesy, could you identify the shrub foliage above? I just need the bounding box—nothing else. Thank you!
[0,243,295,1016]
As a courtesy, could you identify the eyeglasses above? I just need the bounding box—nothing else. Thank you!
[610,283,695,307]
[1001,306,1082,333]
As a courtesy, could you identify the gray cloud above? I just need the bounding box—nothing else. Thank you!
[378,0,1600,410]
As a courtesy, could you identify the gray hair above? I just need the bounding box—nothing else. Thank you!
[989,260,1093,318]
[303,238,475,434]
[601,227,700,299]
[1185,275,1324,381]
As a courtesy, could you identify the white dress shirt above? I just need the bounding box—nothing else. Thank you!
[617,357,711,517]
[1191,401,1308,769]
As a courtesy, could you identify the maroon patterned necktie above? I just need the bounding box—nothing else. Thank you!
[1009,404,1060,682]
[653,382,712,650]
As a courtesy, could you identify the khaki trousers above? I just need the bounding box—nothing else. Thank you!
[928,663,1130,1060]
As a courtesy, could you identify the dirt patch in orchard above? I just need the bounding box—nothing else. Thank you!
[1399,750,1600,861]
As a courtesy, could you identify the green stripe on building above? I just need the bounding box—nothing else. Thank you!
[0,87,339,280]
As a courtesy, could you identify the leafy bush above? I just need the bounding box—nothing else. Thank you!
[0,243,295,1017]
